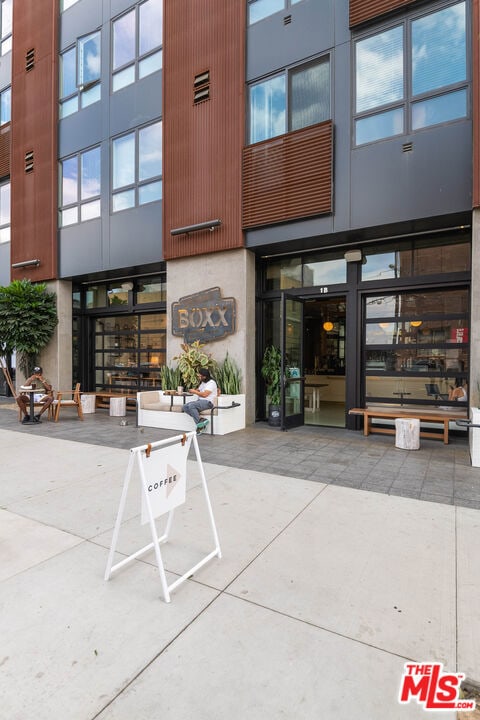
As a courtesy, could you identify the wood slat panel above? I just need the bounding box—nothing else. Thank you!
[350,0,416,27]
[242,121,333,229]
[0,123,11,179]
[163,0,245,260]
[10,0,58,281]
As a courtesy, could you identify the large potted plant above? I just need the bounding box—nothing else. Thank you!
[261,345,282,426]
[173,340,217,389]
[214,352,245,433]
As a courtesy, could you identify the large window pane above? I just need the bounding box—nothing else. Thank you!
[61,156,78,205]
[113,189,135,212]
[113,133,135,189]
[60,47,77,98]
[1,0,12,40]
[355,106,403,145]
[362,245,411,280]
[411,88,467,130]
[356,26,404,113]
[81,200,101,222]
[0,181,10,225]
[249,75,286,143]
[303,257,346,286]
[0,86,10,124]
[81,147,101,200]
[113,66,135,92]
[139,122,162,181]
[139,51,162,79]
[412,2,466,97]
[113,9,135,70]
[249,0,283,24]
[265,258,301,291]
[139,180,162,205]
[139,0,162,56]
[413,238,470,275]
[290,59,330,131]
[78,31,101,86]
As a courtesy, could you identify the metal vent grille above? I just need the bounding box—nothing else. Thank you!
[24,150,34,173]
[402,142,413,153]
[25,48,35,72]
[194,70,210,105]
[284,14,292,24]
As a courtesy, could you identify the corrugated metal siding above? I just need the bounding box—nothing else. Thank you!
[163,0,245,260]
[242,121,333,229]
[473,0,480,208]
[10,0,58,281]
[349,0,416,27]
[0,123,10,178]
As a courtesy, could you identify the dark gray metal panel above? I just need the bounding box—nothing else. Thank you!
[246,214,334,251]
[0,51,11,90]
[247,0,335,81]
[109,72,162,137]
[0,243,10,285]
[350,121,472,228]
[109,202,162,268]
[60,0,102,50]
[111,0,138,19]
[58,102,103,157]
[59,219,103,277]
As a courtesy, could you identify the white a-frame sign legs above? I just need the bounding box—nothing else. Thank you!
[105,431,221,602]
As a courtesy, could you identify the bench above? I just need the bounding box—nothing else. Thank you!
[349,407,468,444]
[137,390,245,435]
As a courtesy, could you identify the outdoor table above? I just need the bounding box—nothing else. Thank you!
[19,386,42,424]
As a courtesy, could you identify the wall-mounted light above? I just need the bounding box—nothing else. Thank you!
[12,259,40,268]
[121,281,134,291]
[344,249,363,263]
[171,219,221,236]
[410,320,422,328]
[323,321,334,331]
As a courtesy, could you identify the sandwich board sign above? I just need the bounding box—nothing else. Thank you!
[105,431,221,602]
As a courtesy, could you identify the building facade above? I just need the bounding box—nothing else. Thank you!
[0,0,478,432]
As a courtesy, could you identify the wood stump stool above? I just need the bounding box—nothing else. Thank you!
[81,394,96,414]
[110,396,127,417]
[395,418,420,450]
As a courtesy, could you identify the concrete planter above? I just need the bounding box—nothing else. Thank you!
[470,407,480,467]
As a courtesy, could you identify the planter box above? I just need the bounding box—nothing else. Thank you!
[137,391,245,435]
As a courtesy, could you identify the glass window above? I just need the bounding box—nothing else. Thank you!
[364,288,469,406]
[61,0,80,9]
[86,285,107,309]
[249,56,330,144]
[59,147,101,227]
[290,58,330,131]
[0,86,10,125]
[137,277,166,304]
[1,0,12,55]
[249,75,285,144]
[59,32,101,119]
[303,256,346,286]
[112,121,162,212]
[356,26,404,114]
[112,0,162,92]
[0,180,10,244]
[265,258,302,291]
[362,237,470,281]
[411,4,466,97]
[354,1,467,145]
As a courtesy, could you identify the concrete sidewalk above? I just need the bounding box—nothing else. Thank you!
[1,425,479,719]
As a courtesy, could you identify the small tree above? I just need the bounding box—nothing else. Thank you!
[0,279,58,377]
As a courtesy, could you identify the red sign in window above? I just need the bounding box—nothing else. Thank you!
[451,327,468,343]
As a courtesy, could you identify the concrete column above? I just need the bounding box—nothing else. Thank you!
[38,280,73,393]
[166,248,256,425]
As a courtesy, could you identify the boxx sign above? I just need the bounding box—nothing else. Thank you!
[172,287,236,343]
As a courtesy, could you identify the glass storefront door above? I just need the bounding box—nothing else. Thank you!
[93,312,166,392]
[281,293,304,429]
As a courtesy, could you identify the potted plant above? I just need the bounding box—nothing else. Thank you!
[214,352,245,433]
[261,345,282,426]
[173,340,217,389]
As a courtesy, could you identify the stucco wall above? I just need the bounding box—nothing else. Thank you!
[166,248,256,425]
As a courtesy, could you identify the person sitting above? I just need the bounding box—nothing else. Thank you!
[182,368,217,433]
[17,366,53,423]
[448,378,468,403]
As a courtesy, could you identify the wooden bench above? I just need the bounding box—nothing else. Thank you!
[94,392,137,411]
[349,407,468,444]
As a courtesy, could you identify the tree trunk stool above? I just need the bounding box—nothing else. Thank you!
[395,418,420,450]
[110,396,126,417]
[81,394,96,414]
